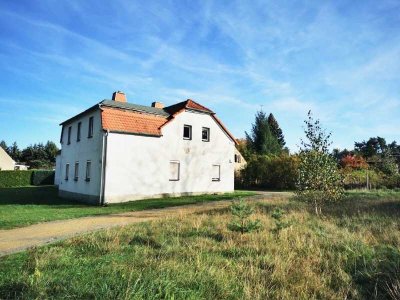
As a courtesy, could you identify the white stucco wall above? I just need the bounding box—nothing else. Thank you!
[104,110,235,203]
[0,147,15,170]
[56,110,103,202]
[54,154,61,185]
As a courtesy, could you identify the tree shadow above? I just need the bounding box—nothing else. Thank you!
[0,186,88,206]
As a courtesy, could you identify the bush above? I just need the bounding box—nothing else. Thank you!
[236,154,299,190]
[31,170,55,186]
[0,170,55,187]
[0,171,33,187]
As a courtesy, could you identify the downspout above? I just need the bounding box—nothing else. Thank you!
[99,130,109,205]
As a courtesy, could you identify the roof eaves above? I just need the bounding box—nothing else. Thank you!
[59,103,100,126]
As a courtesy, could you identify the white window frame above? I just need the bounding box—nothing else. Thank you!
[74,162,79,181]
[65,163,69,181]
[202,127,210,142]
[183,125,192,140]
[212,164,220,181]
[169,160,180,181]
[85,160,91,182]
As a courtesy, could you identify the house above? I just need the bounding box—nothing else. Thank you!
[55,91,238,204]
[0,147,15,170]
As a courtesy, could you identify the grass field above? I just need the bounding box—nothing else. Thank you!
[0,186,255,229]
[1,190,399,299]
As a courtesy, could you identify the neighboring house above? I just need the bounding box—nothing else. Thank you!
[234,148,247,172]
[0,147,15,170]
[14,164,28,170]
[56,91,238,204]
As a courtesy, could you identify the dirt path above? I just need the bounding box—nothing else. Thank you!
[0,192,291,257]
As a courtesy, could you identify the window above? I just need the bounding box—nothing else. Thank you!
[169,161,180,181]
[60,127,64,143]
[183,125,192,140]
[65,163,69,181]
[77,122,81,142]
[202,127,210,142]
[234,154,241,163]
[88,116,94,138]
[74,162,79,181]
[85,160,91,181]
[212,164,220,181]
[67,126,72,145]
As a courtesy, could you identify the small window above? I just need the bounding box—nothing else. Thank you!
[85,160,91,182]
[183,125,192,140]
[169,161,180,181]
[202,127,210,142]
[77,122,81,142]
[67,126,72,145]
[234,154,241,163]
[60,127,64,144]
[212,164,220,181]
[88,116,94,138]
[65,163,69,181]
[74,162,79,181]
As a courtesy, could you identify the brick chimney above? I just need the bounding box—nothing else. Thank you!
[112,91,127,103]
[151,101,164,109]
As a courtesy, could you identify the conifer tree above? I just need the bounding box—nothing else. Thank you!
[268,113,286,148]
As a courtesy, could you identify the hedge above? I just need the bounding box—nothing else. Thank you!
[0,170,55,188]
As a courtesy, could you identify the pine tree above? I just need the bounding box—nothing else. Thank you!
[8,142,21,162]
[0,140,8,152]
[245,111,281,155]
[268,113,286,148]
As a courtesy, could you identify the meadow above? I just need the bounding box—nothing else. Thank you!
[0,190,399,299]
[0,186,254,229]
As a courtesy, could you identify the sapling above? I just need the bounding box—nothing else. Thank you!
[228,199,261,234]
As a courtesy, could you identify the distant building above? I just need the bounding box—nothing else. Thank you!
[234,148,247,172]
[0,147,15,170]
[55,91,238,204]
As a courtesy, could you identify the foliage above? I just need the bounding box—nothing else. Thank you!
[0,170,55,188]
[296,111,344,215]
[31,170,55,186]
[236,138,252,161]
[0,171,32,188]
[245,111,281,155]
[1,191,400,299]
[228,199,261,234]
[340,154,368,170]
[267,113,286,148]
[0,140,58,169]
[236,154,299,190]
[271,208,291,234]
[0,187,255,229]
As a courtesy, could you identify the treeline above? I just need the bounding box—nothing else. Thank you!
[236,111,400,190]
[0,140,59,169]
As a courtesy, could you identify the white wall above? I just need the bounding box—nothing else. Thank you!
[57,110,103,202]
[0,147,15,170]
[104,110,235,203]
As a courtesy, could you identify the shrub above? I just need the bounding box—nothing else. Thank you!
[0,171,33,187]
[228,199,261,234]
[31,170,55,186]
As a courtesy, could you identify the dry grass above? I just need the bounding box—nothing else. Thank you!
[1,191,400,299]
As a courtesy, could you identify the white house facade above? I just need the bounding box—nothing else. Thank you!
[56,92,237,204]
[0,147,15,170]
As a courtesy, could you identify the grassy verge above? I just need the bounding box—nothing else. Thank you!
[0,186,255,229]
[0,190,399,299]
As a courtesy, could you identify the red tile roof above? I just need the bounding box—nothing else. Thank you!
[101,107,167,136]
[100,99,238,144]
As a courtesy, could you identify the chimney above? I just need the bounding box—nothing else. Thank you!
[151,101,164,109]
[112,91,127,102]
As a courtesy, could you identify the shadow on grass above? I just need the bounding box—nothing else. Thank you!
[0,186,85,206]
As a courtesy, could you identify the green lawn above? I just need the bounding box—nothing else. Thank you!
[0,186,255,229]
[1,190,399,299]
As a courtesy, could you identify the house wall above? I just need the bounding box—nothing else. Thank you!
[0,147,15,170]
[104,110,235,203]
[56,110,103,203]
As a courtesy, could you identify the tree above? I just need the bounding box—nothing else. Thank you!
[228,199,261,234]
[8,142,21,162]
[0,140,8,152]
[296,111,344,215]
[245,111,281,155]
[267,113,286,148]
[44,141,58,163]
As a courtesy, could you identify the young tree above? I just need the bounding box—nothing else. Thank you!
[267,113,286,148]
[296,111,343,215]
[245,111,281,155]
[228,199,261,234]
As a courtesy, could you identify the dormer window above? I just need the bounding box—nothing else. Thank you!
[183,125,192,140]
[202,127,210,142]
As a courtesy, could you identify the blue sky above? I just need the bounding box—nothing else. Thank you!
[0,0,399,151]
